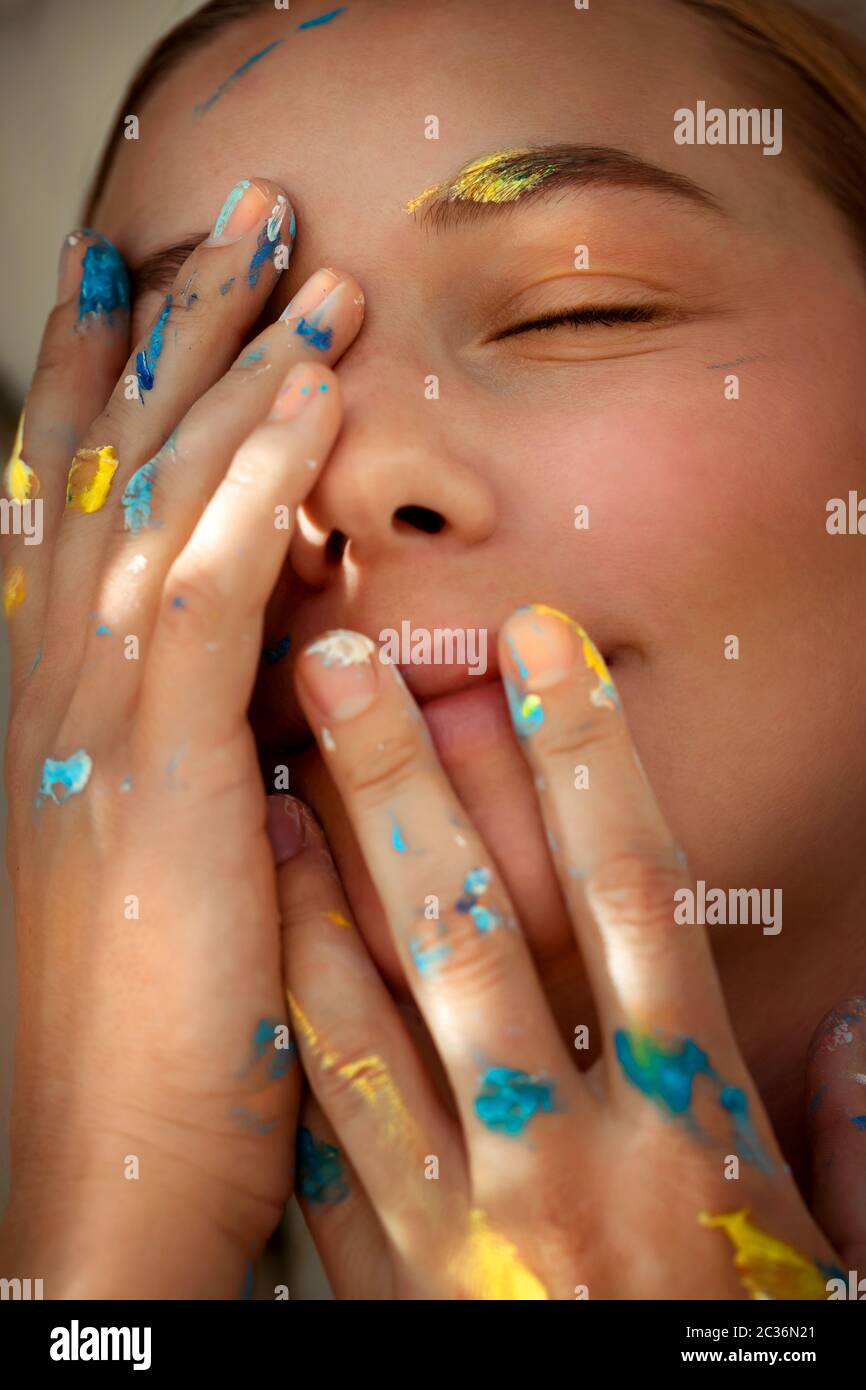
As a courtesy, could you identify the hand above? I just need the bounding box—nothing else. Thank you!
[0,179,364,1297]
[278,605,843,1298]
[806,994,866,1289]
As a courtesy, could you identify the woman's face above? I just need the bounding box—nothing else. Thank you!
[96,0,866,991]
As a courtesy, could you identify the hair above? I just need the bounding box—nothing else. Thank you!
[83,0,866,258]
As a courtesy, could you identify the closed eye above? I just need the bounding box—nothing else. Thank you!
[495,304,661,339]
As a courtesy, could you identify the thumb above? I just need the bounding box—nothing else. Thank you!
[806,996,866,1276]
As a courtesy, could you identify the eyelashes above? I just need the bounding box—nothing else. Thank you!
[495,304,660,339]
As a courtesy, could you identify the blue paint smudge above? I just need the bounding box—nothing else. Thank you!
[296,1126,349,1205]
[263,633,291,666]
[220,278,235,296]
[288,210,297,241]
[122,458,158,534]
[120,775,133,793]
[233,1106,276,1136]
[851,1115,866,1131]
[615,1030,774,1173]
[808,1084,828,1117]
[30,643,42,675]
[390,816,408,853]
[37,750,93,807]
[410,937,452,976]
[135,294,172,397]
[212,182,250,238]
[295,316,333,351]
[78,233,130,322]
[95,623,111,636]
[506,632,529,680]
[504,677,543,737]
[195,41,285,116]
[455,866,501,932]
[240,347,265,366]
[475,1066,556,1136]
[252,1017,295,1080]
[171,596,187,609]
[298,7,346,28]
[248,224,278,287]
[818,1259,848,1283]
[241,1263,255,1300]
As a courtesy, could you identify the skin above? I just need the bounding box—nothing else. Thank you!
[1,0,865,1295]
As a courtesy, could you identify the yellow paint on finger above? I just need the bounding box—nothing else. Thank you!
[286,992,339,1070]
[66,445,118,512]
[3,566,25,616]
[451,1208,549,1300]
[528,603,620,711]
[405,149,557,214]
[699,1208,830,1300]
[5,408,40,501]
[324,910,351,928]
[336,1055,415,1142]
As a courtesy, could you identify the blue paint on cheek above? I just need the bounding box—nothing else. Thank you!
[122,458,158,534]
[263,633,291,666]
[851,1115,866,1131]
[474,1066,556,1136]
[78,234,130,321]
[37,750,93,807]
[296,1126,349,1205]
[248,225,279,287]
[195,40,285,116]
[298,7,346,29]
[135,294,172,396]
[294,316,333,351]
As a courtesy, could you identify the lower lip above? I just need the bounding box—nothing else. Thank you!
[420,681,513,762]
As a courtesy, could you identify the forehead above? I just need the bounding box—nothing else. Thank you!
[96,0,809,267]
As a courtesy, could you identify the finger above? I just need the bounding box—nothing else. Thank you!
[45,178,293,686]
[132,361,339,755]
[295,1090,391,1300]
[3,230,130,679]
[807,996,866,1271]
[271,792,461,1254]
[293,630,589,1180]
[64,269,363,742]
[498,605,780,1171]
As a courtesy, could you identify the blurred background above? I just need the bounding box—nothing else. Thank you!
[1,0,864,1299]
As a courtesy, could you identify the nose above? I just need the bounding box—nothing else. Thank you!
[289,359,497,585]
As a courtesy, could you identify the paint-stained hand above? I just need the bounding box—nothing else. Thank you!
[0,180,365,1296]
[280,606,846,1299]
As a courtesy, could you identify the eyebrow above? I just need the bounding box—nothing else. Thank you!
[128,143,721,297]
[405,144,723,229]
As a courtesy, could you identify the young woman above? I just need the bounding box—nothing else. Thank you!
[1,0,865,1299]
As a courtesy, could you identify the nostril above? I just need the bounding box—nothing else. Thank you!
[393,505,446,535]
[325,529,348,563]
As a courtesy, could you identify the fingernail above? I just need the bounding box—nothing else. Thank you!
[61,230,130,320]
[206,179,269,245]
[502,605,619,711]
[300,630,380,721]
[269,364,330,421]
[279,268,343,322]
[266,794,308,864]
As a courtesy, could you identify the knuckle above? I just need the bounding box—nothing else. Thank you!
[164,554,227,619]
[340,726,425,802]
[585,847,683,934]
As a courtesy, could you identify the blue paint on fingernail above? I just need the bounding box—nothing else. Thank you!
[263,633,292,666]
[296,1126,349,1205]
[78,233,130,322]
[506,632,529,680]
[295,316,333,351]
[195,43,284,117]
[37,750,93,807]
[135,294,172,397]
[474,1066,556,1136]
[298,8,346,29]
[504,677,543,737]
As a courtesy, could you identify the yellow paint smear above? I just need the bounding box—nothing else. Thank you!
[5,408,39,501]
[3,566,25,616]
[699,1209,829,1300]
[66,445,118,513]
[405,149,554,214]
[451,1208,548,1300]
[287,991,338,1070]
[324,910,351,929]
[529,603,619,710]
